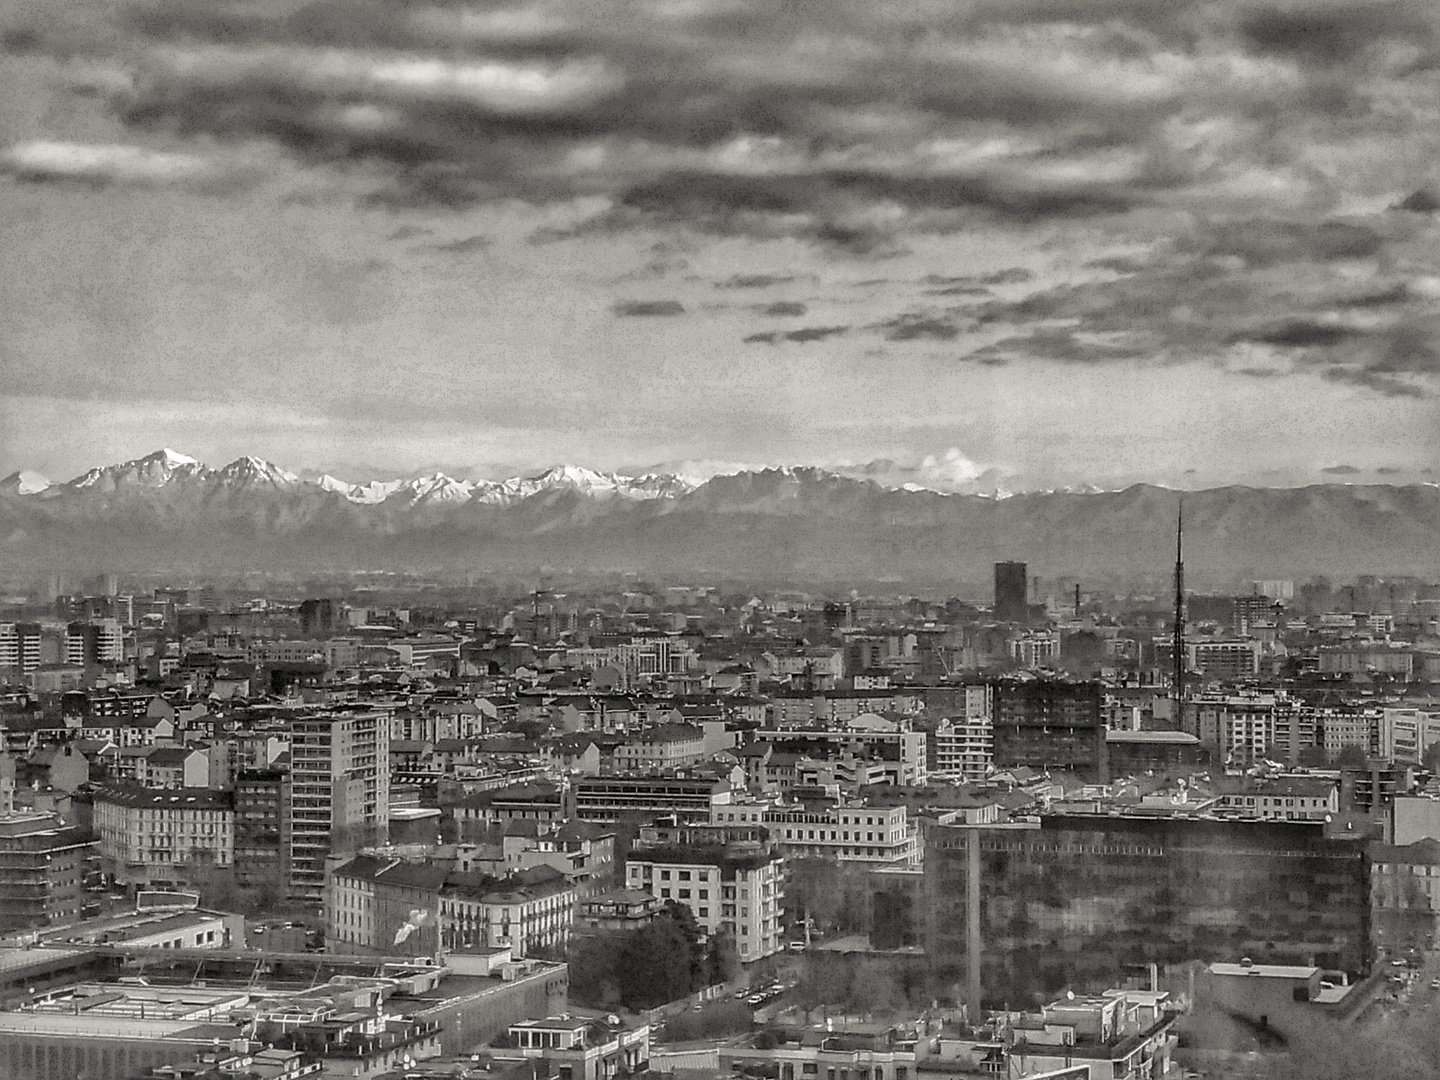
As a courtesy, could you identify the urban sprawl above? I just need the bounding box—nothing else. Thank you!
[0,547,1438,1080]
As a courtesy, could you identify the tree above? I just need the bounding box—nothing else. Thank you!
[1423,740,1440,777]
[707,928,741,986]
[1334,744,1369,771]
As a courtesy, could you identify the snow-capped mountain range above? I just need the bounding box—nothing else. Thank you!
[6,449,703,507]
[2,449,1437,582]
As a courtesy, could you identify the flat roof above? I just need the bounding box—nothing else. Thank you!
[1210,963,1319,979]
[1105,731,1200,744]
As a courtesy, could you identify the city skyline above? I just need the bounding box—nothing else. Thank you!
[4,0,1440,491]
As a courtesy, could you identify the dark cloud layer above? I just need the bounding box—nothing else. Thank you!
[744,326,849,344]
[7,0,1440,403]
[13,0,1439,232]
[613,300,685,317]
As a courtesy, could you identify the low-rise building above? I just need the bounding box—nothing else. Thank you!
[575,890,663,933]
[572,775,731,824]
[1213,776,1339,822]
[502,1016,650,1080]
[765,802,918,864]
[613,724,706,773]
[328,856,577,958]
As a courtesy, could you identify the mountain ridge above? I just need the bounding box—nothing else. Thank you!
[2,449,1436,582]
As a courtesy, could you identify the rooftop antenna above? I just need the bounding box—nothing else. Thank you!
[1172,498,1186,722]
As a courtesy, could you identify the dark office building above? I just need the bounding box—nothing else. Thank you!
[993,561,1029,622]
[924,814,1371,1009]
[0,814,97,933]
[299,597,336,636]
[992,679,1104,774]
[233,768,291,902]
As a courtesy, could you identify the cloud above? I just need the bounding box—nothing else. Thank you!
[1083,255,1148,274]
[830,448,1001,492]
[2,139,216,187]
[432,234,491,253]
[1395,190,1440,213]
[970,329,1151,363]
[761,301,806,316]
[744,326,848,344]
[1321,366,1427,398]
[980,268,1035,285]
[1237,320,1366,348]
[10,0,1437,265]
[613,300,685,317]
[877,314,964,342]
[717,274,796,289]
[1321,463,1360,474]
[1239,4,1435,64]
[918,447,986,487]
[1191,219,1386,267]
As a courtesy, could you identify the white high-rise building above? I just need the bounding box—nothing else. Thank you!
[931,717,994,782]
[287,709,390,901]
[0,623,41,676]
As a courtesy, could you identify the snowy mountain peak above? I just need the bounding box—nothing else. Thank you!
[69,448,209,490]
[400,473,476,504]
[7,469,50,495]
[319,474,405,504]
[217,456,300,486]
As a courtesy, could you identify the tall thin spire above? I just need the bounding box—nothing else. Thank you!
[1173,498,1186,715]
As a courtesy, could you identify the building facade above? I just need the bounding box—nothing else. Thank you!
[625,844,785,962]
[92,787,234,890]
[288,709,389,901]
[925,814,1371,1007]
[765,803,918,864]
[931,717,994,782]
[0,812,96,932]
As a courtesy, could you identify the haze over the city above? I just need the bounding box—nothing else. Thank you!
[4,0,1440,491]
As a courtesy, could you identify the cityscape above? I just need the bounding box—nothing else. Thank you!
[6,0,1440,1078]
[0,461,1437,1079]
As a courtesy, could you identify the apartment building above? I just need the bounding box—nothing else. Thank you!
[1381,707,1440,764]
[65,619,124,666]
[92,787,233,890]
[328,856,576,958]
[926,813,1370,1006]
[625,843,785,962]
[0,623,41,677]
[572,776,731,824]
[930,717,994,782]
[0,812,96,932]
[613,724,706,772]
[751,727,927,787]
[1214,776,1339,821]
[288,709,389,901]
[765,802,918,864]
[233,768,290,900]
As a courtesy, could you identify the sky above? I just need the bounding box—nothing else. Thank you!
[2,0,1440,493]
